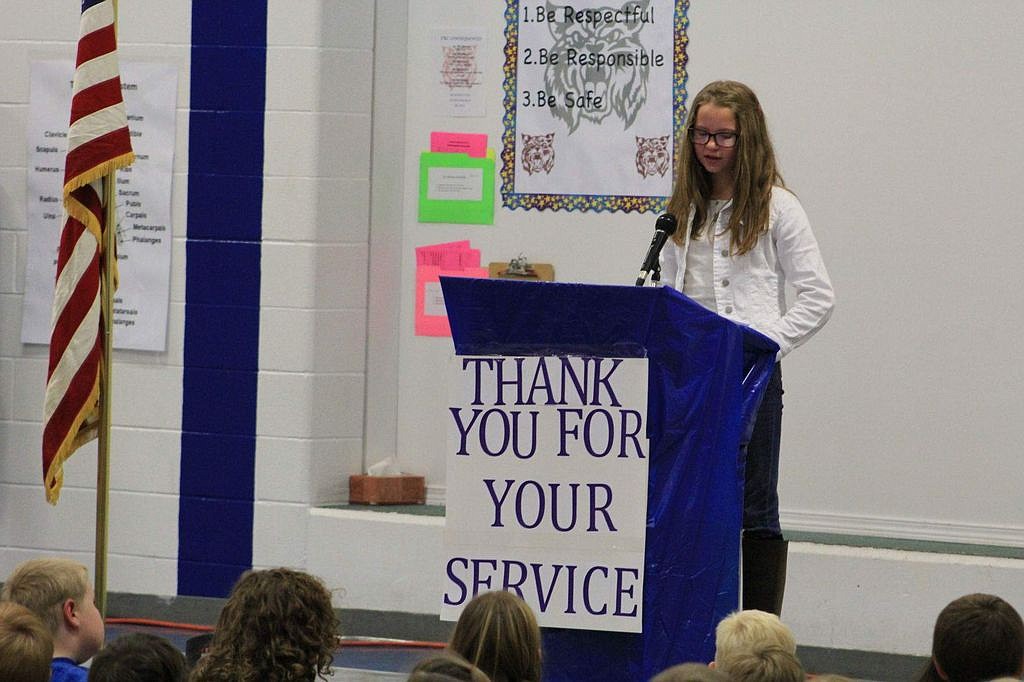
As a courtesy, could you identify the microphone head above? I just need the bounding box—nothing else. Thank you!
[655,213,678,235]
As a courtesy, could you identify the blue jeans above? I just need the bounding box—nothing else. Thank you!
[743,363,783,537]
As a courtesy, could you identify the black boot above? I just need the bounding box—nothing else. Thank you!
[742,534,788,616]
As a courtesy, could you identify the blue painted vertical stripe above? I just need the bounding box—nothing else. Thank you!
[179,0,267,598]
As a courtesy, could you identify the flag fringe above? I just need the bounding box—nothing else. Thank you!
[63,178,123,289]
[64,188,104,243]
[63,151,135,200]
[44,365,102,505]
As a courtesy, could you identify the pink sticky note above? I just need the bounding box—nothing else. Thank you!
[459,248,481,269]
[416,240,471,266]
[415,265,489,337]
[430,131,488,158]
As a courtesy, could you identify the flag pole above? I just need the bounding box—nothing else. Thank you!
[46,0,132,595]
[93,0,120,618]
[94,172,115,617]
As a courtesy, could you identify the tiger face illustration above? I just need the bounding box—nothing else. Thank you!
[521,133,555,175]
[635,135,670,177]
[543,0,652,133]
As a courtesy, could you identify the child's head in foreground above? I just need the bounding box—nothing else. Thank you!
[0,600,54,682]
[1,557,104,664]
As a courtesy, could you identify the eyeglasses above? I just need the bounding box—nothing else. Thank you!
[689,127,738,148]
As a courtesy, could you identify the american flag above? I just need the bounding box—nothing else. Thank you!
[42,0,134,504]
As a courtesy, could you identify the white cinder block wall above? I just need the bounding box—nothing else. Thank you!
[0,1,375,598]
[253,0,374,572]
[0,2,195,596]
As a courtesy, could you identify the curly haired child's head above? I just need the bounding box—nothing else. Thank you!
[191,568,339,682]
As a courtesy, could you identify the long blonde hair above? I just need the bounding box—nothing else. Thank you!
[449,591,542,682]
[667,80,785,255]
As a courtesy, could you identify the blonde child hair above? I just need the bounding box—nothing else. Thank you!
[722,645,805,682]
[0,558,89,634]
[0,601,54,682]
[713,610,796,672]
[667,80,785,255]
[449,591,542,682]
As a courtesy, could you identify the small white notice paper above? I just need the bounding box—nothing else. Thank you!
[423,281,447,316]
[432,28,486,117]
[427,167,483,202]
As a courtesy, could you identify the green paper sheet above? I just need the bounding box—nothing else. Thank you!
[418,150,495,225]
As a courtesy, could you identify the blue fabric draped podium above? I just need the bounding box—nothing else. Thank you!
[441,277,778,681]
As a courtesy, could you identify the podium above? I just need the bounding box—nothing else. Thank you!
[441,277,778,681]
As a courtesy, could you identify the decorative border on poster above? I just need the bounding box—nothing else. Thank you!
[500,0,689,214]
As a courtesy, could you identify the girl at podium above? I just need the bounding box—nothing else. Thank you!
[660,80,835,615]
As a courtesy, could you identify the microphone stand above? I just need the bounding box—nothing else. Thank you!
[634,213,677,287]
[636,264,661,287]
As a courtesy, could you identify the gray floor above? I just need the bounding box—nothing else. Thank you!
[335,670,405,681]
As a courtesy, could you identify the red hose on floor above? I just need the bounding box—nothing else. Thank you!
[105,618,212,632]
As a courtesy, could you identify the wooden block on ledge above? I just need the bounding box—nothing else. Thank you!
[349,474,425,505]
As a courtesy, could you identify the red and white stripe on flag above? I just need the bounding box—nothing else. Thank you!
[42,0,134,504]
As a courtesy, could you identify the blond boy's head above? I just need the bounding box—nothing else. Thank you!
[0,601,54,682]
[721,645,805,682]
[1,558,104,663]
[713,610,797,673]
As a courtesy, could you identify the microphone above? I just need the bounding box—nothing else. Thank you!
[635,213,678,286]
